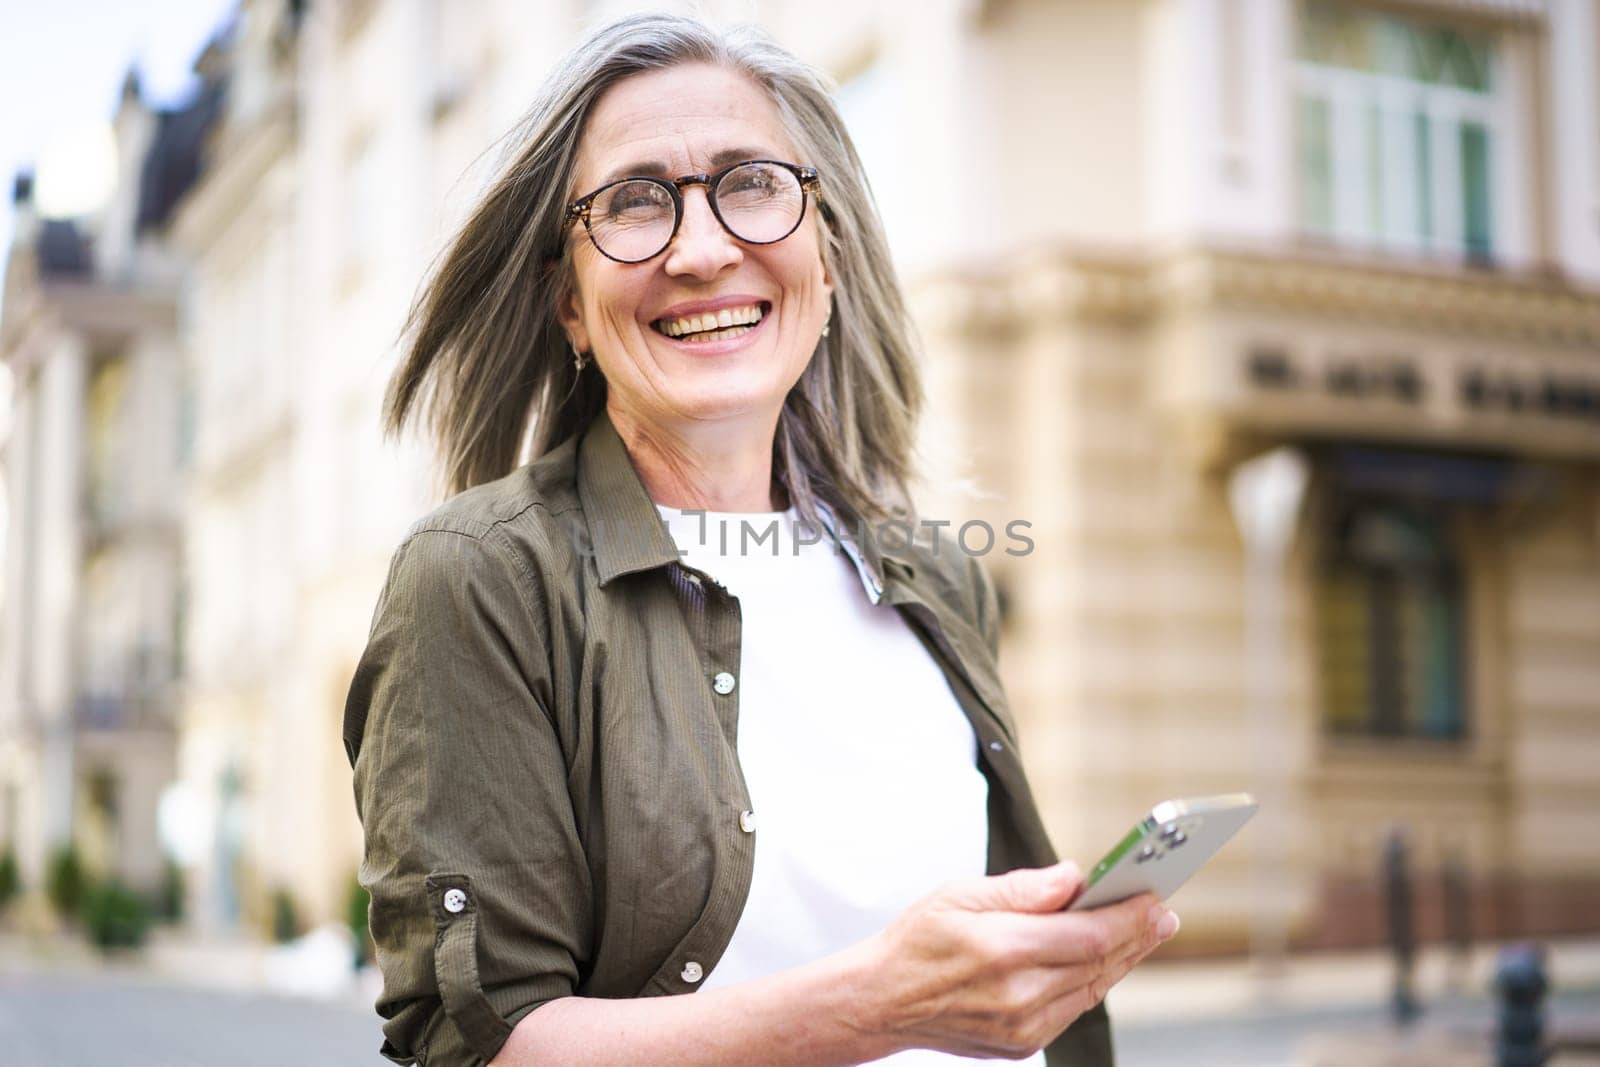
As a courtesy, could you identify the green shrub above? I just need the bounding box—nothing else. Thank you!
[270,887,300,943]
[45,844,86,918]
[347,872,373,968]
[80,880,151,949]
[0,848,19,907]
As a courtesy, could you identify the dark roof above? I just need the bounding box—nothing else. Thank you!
[37,219,93,277]
[135,77,226,234]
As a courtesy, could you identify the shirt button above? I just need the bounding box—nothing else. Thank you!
[443,888,468,914]
[988,740,1004,752]
[681,960,703,983]
[712,671,736,695]
[739,810,757,833]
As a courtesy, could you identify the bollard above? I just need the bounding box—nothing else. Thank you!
[1383,828,1420,1024]
[1495,943,1549,1067]
[1441,850,1473,994]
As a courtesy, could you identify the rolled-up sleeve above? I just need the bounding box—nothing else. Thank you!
[344,526,589,1066]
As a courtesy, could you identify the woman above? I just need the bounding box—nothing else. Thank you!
[344,13,1177,1067]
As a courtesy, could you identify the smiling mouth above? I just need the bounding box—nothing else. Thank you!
[651,301,770,343]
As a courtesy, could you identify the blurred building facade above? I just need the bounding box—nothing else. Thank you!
[873,0,1600,950]
[164,0,578,933]
[0,69,221,900]
[2,0,1596,955]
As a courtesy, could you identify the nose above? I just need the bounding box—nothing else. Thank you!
[662,185,741,279]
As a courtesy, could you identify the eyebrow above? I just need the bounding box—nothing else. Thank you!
[595,147,776,188]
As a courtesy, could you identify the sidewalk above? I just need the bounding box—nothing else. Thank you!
[1,924,385,1009]
[1109,935,1600,1025]
[1109,937,1600,1067]
[11,922,1599,1020]
[7,921,1597,1064]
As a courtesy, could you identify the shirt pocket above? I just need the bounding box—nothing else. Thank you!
[426,873,512,1064]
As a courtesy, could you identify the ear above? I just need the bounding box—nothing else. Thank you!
[556,277,590,353]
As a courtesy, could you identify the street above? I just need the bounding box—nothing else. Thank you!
[3,966,1597,1066]
[0,970,383,1067]
[1115,988,1600,1066]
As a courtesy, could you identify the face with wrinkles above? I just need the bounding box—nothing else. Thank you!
[558,63,833,441]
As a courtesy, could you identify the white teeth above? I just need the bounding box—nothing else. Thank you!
[669,323,756,343]
[657,303,764,337]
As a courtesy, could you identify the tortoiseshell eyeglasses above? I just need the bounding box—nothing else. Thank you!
[566,159,821,264]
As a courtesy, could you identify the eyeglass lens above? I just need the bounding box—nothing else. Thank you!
[586,162,805,262]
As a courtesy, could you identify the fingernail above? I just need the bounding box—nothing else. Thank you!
[1146,904,1165,927]
[1156,910,1181,941]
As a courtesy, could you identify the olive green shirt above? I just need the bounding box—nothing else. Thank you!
[343,410,1112,1066]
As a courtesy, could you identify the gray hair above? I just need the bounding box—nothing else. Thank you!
[385,12,924,537]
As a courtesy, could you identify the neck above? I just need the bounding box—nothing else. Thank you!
[608,402,787,513]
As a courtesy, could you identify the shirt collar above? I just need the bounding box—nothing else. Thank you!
[576,410,683,587]
[575,409,905,602]
[813,501,890,605]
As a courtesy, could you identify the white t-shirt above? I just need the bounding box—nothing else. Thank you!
[656,504,1045,1067]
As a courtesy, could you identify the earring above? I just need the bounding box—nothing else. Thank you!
[571,340,588,372]
[820,311,832,339]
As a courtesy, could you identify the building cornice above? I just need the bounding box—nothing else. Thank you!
[914,241,1600,463]
[912,243,1600,348]
[1366,0,1547,25]
[38,280,180,338]
[169,97,296,255]
[1,279,178,375]
[1171,247,1599,348]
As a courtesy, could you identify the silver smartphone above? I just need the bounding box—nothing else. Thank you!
[1067,794,1258,911]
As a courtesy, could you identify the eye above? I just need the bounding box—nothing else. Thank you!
[597,180,672,221]
[722,165,781,197]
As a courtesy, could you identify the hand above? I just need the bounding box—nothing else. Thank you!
[854,862,1178,1060]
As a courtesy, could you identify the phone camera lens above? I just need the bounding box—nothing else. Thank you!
[1136,845,1156,863]
[1170,831,1188,847]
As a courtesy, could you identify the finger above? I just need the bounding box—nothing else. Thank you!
[941,861,1084,915]
[1026,924,1171,1048]
[1027,963,1119,1047]
[1013,892,1164,968]
[1056,903,1178,997]
[1032,925,1155,1007]
[1015,905,1180,1053]
[1099,892,1168,955]
[1096,906,1179,993]
[1094,905,1178,985]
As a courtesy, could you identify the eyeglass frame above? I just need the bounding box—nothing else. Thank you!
[565,158,822,264]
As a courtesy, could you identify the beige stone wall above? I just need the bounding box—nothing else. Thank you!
[919,238,1600,951]
[978,0,1151,251]
[1503,479,1600,928]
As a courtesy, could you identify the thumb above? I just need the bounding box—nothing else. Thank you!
[960,861,1083,914]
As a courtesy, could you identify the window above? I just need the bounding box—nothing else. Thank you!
[1295,2,1498,260]
[86,355,130,529]
[1318,500,1467,740]
[176,375,196,470]
[342,125,384,290]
